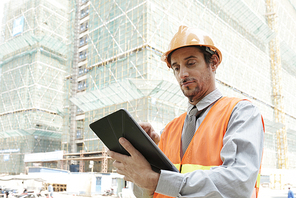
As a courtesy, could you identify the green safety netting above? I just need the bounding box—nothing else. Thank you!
[70,79,144,112]
[0,129,61,138]
[264,119,285,133]
[0,31,67,59]
[214,0,275,43]
[148,80,187,105]
[0,129,30,138]
[281,41,296,68]
[70,79,186,112]
[32,130,62,138]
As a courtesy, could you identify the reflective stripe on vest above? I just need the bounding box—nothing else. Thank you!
[256,174,261,188]
[174,163,214,173]
[175,163,261,186]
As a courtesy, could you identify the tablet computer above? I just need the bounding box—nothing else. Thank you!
[89,108,179,173]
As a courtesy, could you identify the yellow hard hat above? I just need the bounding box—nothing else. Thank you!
[161,25,222,68]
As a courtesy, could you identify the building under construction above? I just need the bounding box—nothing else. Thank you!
[1,0,296,186]
[0,0,68,174]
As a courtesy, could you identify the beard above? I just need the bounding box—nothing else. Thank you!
[181,85,201,102]
[180,77,201,101]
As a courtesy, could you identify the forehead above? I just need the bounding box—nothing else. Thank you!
[170,46,203,61]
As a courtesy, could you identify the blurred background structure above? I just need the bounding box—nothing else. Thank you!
[0,0,296,192]
[0,0,67,174]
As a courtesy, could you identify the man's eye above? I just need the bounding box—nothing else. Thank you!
[187,61,196,65]
[173,67,179,71]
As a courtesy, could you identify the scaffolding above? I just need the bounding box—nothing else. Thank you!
[66,0,296,175]
[0,0,296,179]
[266,0,288,170]
[0,0,68,174]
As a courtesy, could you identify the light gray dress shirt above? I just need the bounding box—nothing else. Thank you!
[133,89,264,198]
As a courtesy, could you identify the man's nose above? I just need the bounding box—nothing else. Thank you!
[179,66,189,79]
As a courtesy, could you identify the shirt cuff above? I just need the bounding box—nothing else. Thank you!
[133,184,154,198]
[155,170,184,197]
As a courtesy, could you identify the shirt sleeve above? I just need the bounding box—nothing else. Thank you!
[133,183,154,198]
[155,101,264,198]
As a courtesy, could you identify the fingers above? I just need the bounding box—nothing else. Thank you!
[151,133,160,145]
[118,137,140,158]
[107,138,139,161]
[106,136,159,191]
[107,149,128,163]
[113,160,122,167]
[138,122,160,144]
[138,122,153,135]
[113,160,124,173]
[112,159,131,176]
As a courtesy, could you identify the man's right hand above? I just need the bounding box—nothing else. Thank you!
[138,122,160,145]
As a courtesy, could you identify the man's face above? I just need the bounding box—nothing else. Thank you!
[170,47,217,104]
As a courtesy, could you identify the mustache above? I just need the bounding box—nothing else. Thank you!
[180,78,196,84]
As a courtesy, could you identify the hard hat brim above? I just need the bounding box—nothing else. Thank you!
[161,44,222,68]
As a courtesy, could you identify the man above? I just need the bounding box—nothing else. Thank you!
[288,187,295,198]
[47,184,53,198]
[107,25,264,198]
[4,190,8,198]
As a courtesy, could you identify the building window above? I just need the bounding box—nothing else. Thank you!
[79,38,84,46]
[81,10,85,18]
[79,50,87,61]
[78,79,87,91]
[78,66,84,75]
[80,24,85,32]
[79,51,84,60]
[80,7,89,19]
[79,36,88,47]
[78,65,88,76]
[76,130,82,139]
[77,107,83,114]
[81,0,89,5]
[80,22,88,33]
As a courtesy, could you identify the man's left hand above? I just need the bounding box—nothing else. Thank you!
[107,137,160,193]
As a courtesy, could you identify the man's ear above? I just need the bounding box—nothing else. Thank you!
[210,54,220,72]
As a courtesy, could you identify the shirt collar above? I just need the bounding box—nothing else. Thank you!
[187,89,223,114]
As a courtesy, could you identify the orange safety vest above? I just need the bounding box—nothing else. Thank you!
[153,97,264,198]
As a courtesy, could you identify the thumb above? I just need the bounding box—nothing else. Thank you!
[118,137,140,158]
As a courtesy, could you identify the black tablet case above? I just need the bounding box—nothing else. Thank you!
[89,109,179,173]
